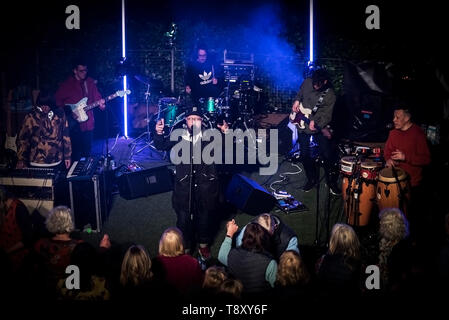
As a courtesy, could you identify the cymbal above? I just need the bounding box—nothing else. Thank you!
[134,75,164,89]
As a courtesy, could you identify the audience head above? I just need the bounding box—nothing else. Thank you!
[71,242,98,290]
[203,266,227,291]
[120,245,153,287]
[276,250,310,287]
[329,223,360,260]
[158,227,185,257]
[219,278,243,300]
[46,206,74,235]
[241,223,271,253]
[379,208,410,242]
[255,213,277,235]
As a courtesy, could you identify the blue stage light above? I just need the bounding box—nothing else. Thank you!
[122,0,128,137]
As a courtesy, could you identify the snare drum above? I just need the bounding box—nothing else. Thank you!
[158,97,179,127]
[377,167,411,215]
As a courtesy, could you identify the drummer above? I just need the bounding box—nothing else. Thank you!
[384,104,431,238]
[184,44,222,108]
[384,105,430,188]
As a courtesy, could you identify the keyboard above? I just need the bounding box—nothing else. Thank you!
[66,157,100,181]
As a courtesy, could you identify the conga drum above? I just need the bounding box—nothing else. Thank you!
[342,158,380,227]
[341,156,356,203]
[377,167,411,216]
[346,160,381,226]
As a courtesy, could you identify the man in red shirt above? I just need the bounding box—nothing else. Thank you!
[55,60,105,160]
[384,107,431,187]
[384,106,431,240]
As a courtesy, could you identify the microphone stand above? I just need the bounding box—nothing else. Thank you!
[314,156,322,246]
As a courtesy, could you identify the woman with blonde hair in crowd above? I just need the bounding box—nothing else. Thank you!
[378,208,411,291]
[316,223,361,298]
[153,227,203,295]
[115,244,157,300]
[276,250,310,287]
[275,250,311,304]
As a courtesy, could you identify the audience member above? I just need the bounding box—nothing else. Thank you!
[58,242,110,300]
[218,220,277,298]
[378,208,410,290]
[236,213,299,259]
[0,186,33,271]
[153,227,203,296]
[316,223,361,299]
[33,206,82,298]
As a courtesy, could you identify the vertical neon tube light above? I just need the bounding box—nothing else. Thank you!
[309,0,314,63]
[122,0,128,137]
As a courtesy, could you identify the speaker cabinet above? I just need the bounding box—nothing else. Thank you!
[225,174,276,215]
[69,174,107,232]
[118,166,173,200]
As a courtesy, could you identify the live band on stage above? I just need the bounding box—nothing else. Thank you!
[1,47,430,235]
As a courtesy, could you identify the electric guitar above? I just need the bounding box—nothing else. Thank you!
[66,90,130,123]
[290,103,333,139]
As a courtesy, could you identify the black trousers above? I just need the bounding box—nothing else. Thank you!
[297,132,339,184]
[176,198,211,249]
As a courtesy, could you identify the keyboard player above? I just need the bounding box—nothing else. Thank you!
[16,90,72,171]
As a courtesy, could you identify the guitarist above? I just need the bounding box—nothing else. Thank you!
[55,60,105,160]
[290,68,341,195]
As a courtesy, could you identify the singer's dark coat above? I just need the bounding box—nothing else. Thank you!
[153,129,219,213]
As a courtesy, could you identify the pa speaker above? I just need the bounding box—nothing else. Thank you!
[225,174,276,215]
[118,166,173,200]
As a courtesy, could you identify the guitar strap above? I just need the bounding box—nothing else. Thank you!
[311,88,329,115]
[82,81,88,98]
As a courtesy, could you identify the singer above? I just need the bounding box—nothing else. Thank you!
[153,106,228,263]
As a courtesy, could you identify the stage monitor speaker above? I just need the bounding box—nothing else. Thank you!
[225,174,276,215]
[118,165,173,200]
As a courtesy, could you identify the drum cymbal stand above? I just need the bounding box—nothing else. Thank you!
[129,84,157,155]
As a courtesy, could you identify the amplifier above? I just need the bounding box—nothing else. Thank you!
[118,165,173,200]
[223,63,255,83]
[69,174,110,232]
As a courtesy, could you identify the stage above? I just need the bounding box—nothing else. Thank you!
[85,133,346,259]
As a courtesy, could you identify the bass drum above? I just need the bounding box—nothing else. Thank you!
[377,167,411,216]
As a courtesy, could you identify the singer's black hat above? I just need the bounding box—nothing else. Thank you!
[185,106,203,118]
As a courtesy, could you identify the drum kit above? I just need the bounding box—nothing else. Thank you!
[155,95,232,133]
[339,144,411,227]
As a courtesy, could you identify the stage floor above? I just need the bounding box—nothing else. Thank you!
[87,135,346,258]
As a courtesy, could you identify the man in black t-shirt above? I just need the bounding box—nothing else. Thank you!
[185,47,221,108]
